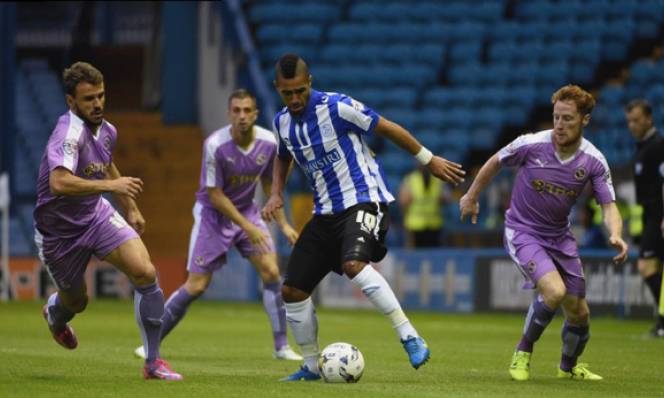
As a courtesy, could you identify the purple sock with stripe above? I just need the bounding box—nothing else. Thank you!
[263,281,288,350]
[134,282,164,364]
[516,297,555,353]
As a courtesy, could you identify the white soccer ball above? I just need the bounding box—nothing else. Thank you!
[318,342,365,383]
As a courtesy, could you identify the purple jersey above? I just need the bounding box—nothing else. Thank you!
[34,111,117,238]
[498,130,615,237]
[195,125,277,211]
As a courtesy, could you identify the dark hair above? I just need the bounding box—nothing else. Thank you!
[62,62,104,96]
[228,89,257,108]
[275,53,308,80]
[625,98,652,117]
[551,84,596,115]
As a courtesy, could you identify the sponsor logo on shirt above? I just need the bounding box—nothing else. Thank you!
[229,174,258,186]
[83,162,110,178]
[531,179,577,197]
[302,148,342,174]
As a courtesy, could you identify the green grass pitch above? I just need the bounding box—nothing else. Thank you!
[1,300,663,397]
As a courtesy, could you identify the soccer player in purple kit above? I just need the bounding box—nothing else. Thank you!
[33,62,182,380]
[460,85,628,381]
[134,89,303,361]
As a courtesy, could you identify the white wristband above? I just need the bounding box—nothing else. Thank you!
[415,147,434,165]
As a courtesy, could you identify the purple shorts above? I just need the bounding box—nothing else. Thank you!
[186,202,275,274]
[503,227,586,297]
[35,199,138,291]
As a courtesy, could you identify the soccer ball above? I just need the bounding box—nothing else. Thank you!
[318,342,365,383]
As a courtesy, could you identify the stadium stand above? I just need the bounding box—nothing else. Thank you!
[244,0,664,232]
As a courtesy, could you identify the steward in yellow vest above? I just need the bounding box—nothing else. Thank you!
[398,166,447,248]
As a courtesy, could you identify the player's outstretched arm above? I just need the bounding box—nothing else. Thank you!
[373,117,466,185]
[50,166,143,198]
[459,154,502,224]
[207,187,271,252]
[261,177,299,246]
[600,202,628,264]
[262,154,293,223]
[106,162,145,234]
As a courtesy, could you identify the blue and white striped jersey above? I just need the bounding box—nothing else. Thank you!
[273,89,395,215]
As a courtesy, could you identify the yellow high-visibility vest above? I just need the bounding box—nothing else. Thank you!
[403,171,443,230]
[629,204,643,238]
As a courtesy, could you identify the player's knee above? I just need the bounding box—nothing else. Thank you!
[282,285,309,303]
[568,304,590,325]
[342,260,366,278]
[130,262,157,286]
[542,285,566,306]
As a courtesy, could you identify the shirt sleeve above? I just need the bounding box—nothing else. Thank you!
[337,96,380,136]
[203,140,224,189]
[590,156,616,205]
[47,131,79,174]
[262,144,276,181]
[497,134,532,167]
[274,116,291,159]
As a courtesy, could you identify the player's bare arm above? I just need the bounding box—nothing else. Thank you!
[106,162,145,234]
[262,154,293,223]
[207,187,270,252]
[600,202,628,264]
[374,116,466,185]
[49,166,143,199]
[261,177,298,246]
[459,154,502,224]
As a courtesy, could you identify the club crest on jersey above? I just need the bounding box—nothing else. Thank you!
[103,135,111,150]
[256,153,267,165]
[195,256,205,266]
[63,139,78,155]
[321,123,335,140]
[574,167,586,180]
[527,261,536,274]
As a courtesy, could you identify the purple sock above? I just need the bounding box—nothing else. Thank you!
[47,293,75,331]
[160,286,197,341]
[516,297,555,353]
[134,282,165,363]
[263,281,288,350]
[560,322,589,371]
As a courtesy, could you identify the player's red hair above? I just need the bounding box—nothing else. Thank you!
[551,84,596,115]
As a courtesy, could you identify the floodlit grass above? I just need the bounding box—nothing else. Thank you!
[1,300,662,397]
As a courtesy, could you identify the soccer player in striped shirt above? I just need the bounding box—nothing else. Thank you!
[262,54,466,381]
[460,85,628,381]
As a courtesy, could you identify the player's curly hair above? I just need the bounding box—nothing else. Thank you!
[62,62,104,96]
[551,84,595,115]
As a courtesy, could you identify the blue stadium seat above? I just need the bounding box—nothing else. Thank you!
[449,41,482,64]
[599,85,624,107]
